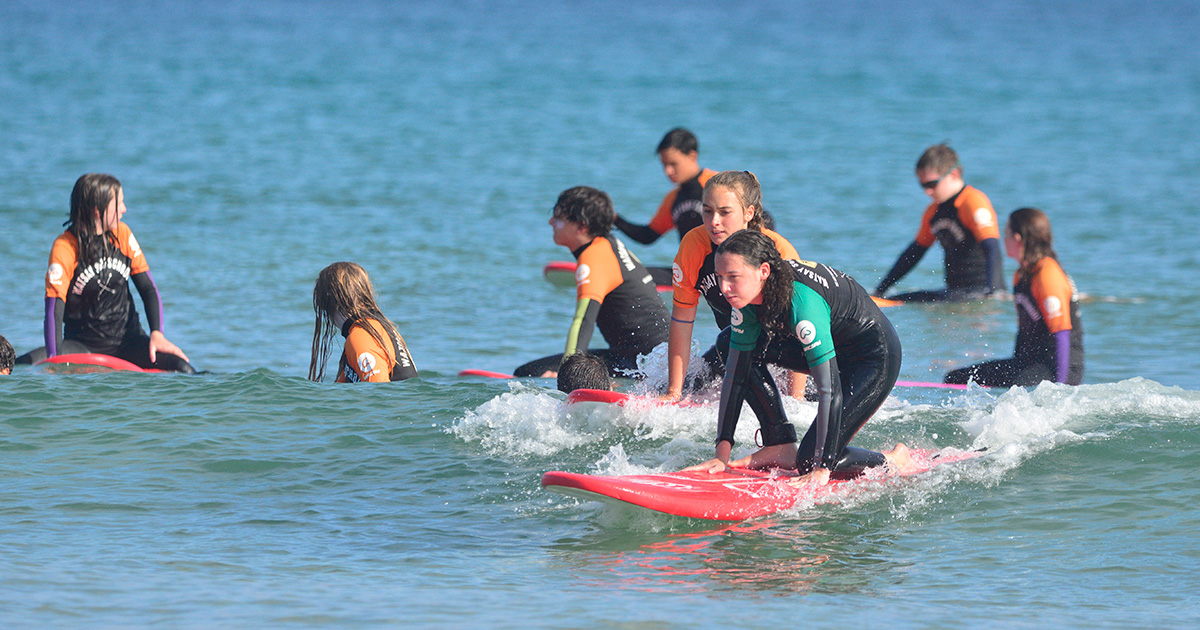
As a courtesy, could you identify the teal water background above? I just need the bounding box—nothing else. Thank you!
[2,0,1199,627]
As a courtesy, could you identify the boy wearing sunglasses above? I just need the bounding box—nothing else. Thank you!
[873,144,1004,302]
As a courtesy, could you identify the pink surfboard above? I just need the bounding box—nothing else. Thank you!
[895,380,969,390]
[542,448,984,520]
[36,353,161,373]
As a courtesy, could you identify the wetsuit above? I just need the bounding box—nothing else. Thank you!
[615,168,718,244]
[515,235,669,378]
[672,226,800,375]
[336,318,418,383]
[18,223,195,373]
[946,257,1083,387]
[875,186,1003,302]
[719,261,902,479]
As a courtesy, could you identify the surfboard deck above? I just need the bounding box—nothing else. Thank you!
[544,261,672,293]
[36,353,161,374]
[542,448,983,520]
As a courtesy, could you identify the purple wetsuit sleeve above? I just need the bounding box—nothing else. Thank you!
[44,297,60,357]
[1055,329,1071,383]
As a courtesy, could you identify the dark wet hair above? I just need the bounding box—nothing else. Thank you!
[704,171,766,231]
[309,262,402,382]
[552,186,614,237]
[716,230,794,335]
[557,352,611,393]
[66,173,122,266]
[0,334,14,374]
[656,127,698,155]
[915,143,962,176]
[1008,207,1058,281]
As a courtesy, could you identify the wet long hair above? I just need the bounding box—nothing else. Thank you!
[66,173,123,266]
[716,230,794,336]
[703,171,766,232]
[1009,207,1058,282]
[308,262,402,382]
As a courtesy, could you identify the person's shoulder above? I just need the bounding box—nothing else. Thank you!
[762,228,799,259]
[578,236,617,263]
[678,226,713,252]
[698,168,718,186]
[958,185,994,207]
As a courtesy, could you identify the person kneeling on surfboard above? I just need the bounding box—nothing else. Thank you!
[514,186,669,379]
[686,229,911,484]
[309,262,418,383]
[16,174,195,373]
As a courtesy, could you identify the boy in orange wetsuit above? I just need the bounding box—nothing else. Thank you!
[874,144,1004,302]
[615,128,718,245]
[515,187,669,378]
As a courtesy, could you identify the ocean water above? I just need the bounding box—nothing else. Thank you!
[2,0,1199,626]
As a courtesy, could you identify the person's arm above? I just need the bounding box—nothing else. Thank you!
[1054,330,1071,384]
[683,346,753,473]
[44,297,63,358]
[807,357,844,470]
[981,237,1003,295]
[613,215,664,245]
[875,241,928,296]
[131,271,188,364]
[663,304,697,399]
[788,371,808,400]
[563,297,601,357]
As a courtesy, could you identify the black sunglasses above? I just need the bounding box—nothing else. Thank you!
[921,168,957,190]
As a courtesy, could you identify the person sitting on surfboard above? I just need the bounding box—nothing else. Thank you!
[873,144,1005,302]
[945,208,1084,387]
[15,174,195,372]
[685,229,909,484]
[309,262,417,383]
[514,186,669,379]
[664,171,807,400]
[0,334,14,375]
[614,128,718,246]
[556,352,613,394]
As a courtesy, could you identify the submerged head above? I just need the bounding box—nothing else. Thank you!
[556,352,612,394]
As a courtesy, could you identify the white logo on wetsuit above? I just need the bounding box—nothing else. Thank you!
[796,320,818,348]
[575,263,591,285]
[973,207,994,228]
[672,262,683,286]
[48,263,64,285]
[731,307,743,326]
[358,352,379,377]
[1043,296,1062,319]
[128,233,143,259]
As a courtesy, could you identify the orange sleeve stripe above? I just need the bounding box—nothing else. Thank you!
[647,190,677,235]
[575,239,623,304]
[915,203,938,247]
[671,227,710,309]
[1030,259,1073,333]
[45,232,78,300]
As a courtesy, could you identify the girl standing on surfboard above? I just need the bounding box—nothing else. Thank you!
[17,174,195,372]
[686,229,911,483]
[664,170,807,399]
[945,208,1084,387]
[309,262,418,383]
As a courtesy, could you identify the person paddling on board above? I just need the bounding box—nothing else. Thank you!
[664,171,807,400]
[514,187,669,379]
[15,174,195,372]
[684,229,918,483]
[946,208,1084,387]
[309,262,417,383]
[874,144,1005,302]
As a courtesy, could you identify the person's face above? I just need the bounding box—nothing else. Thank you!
[95,187,127,234]
[659,147,700,184]
[917,167,960,204]
[703,186,755,246]
[549,212,588,248]
[1003,223,1023,261]
[716,252,769,309]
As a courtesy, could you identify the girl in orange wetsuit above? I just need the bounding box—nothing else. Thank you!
[945,208,1084,387]
[309,262,418,383]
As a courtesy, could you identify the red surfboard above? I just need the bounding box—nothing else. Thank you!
[36,353,161,373]
[458,369,515,379]
[542,448,984,520]
[544,261,673,293]
[564,388,700,408]
[895,380,969,390]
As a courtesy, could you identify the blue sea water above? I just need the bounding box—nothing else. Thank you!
[2,0,1200,627]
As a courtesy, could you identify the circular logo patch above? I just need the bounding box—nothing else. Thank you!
[974,207,994,228]
[796,320,817,345]
[672,263,683,286]
[575,263,591,283]
[730,307,743,326]
[128,233,142,257]
[48,263,64,284]
[358,352,377,375]
[1043,296,1062,318]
